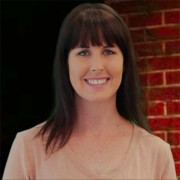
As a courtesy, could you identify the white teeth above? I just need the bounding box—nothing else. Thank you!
[87,79,107,85]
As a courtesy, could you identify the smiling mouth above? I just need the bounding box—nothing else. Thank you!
[85,78,110,85]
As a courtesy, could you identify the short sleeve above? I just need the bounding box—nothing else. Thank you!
[161,144,177,180]
[3,133,34,180]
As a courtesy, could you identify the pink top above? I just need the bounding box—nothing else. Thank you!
[3,122,177,179]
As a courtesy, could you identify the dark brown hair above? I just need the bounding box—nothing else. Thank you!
[38,3,150,153]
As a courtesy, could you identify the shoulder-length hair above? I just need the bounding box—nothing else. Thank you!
[38,3,150,153]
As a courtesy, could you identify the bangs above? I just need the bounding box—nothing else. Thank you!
[67,8,126,50]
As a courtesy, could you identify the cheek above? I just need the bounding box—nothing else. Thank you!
[68,60,87,83]
[110,61,123,78]
[110,61,123,89]
[69,59,79,76]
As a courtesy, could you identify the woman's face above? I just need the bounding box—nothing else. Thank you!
[68,43,124,102]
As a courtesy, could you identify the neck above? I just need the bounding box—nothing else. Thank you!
[73,94,123,136]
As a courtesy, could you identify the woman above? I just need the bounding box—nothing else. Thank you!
[3,3,176,179]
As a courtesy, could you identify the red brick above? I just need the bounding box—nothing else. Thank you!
[166,71,180,84]
[165,40,180,54]
[146,87,180,101]
[148,117,180,131]
[165,10,180,24]
[146,101,165,115]
[167,101,180,114]
[171,147,180,161]
[129,12,162,27]
[137,59,147,72]
[135,42,163,57]
[147,56,180,71]
[130,29,145,42]
[146,26,180,41]
[146,0,180,11]
[175,162,180,176]
[153,132,166,141]
[139,72,163,86]
[109,0,180,14]
[109,1,147,14]
[168,132,180,145]
[139,74,147,86]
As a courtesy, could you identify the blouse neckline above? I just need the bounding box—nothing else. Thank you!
[63,123,141,179]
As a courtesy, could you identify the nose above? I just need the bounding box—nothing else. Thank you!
[91,67,103,72]
[90,55,104,72]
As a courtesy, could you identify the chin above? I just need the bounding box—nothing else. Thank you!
[80,93,116,103]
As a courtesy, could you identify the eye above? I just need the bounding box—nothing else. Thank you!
[77,50,89,56]
[103,49,115,56]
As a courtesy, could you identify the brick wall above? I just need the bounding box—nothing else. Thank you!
[105,0,180,177]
